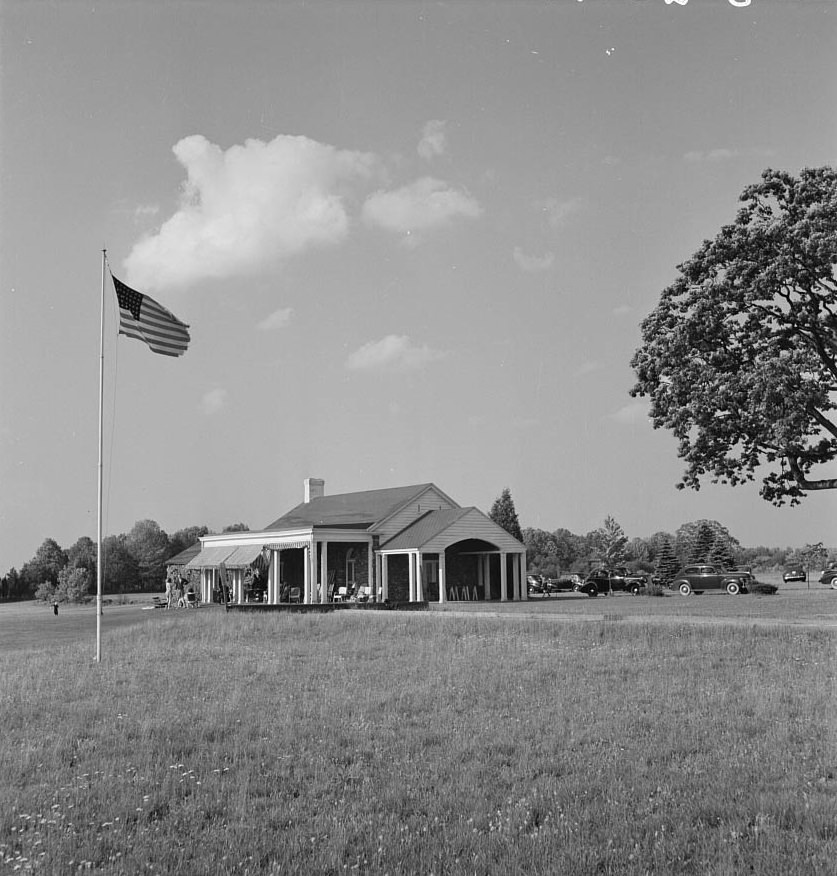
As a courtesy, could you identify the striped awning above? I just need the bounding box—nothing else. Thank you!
[224,544,267,569]
[184,546,235,570]
[264,540,310,551]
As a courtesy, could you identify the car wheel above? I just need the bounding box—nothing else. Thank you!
[678,582,692,596]
[631,584,641,596]
[726,580,740,596]
[586,586,598,598]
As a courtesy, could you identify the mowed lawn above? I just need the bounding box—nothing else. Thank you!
[1,597,835,874]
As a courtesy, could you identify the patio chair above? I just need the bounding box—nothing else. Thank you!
[334,586,348,602]
[289,586,301,604]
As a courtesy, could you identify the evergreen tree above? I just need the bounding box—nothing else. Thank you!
[689,522,716,563]
[489,488,522,542]
[654,537,681,586]
[708,537,736,570]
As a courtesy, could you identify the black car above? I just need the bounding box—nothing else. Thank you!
[672,564,749,596]
[576,568,648,596]
[818,567,837,588]
[782,569,807,583]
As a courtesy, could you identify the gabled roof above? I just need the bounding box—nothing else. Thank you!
[167,542,202,566]
[263,483,438,531]
[380,508,472,550]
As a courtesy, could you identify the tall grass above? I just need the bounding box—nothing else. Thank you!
[1,611,835,874]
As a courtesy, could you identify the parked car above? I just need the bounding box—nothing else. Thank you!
[783,568,807,583]
[576,568,649,596]
[545,574,581,592]
[818,567,837,588]
[527,574,547,594]
[672,564,749,596]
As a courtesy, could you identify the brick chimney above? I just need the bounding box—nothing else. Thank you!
[304,478,325,503]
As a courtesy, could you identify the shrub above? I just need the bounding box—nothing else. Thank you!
[639,583,668,597]
[34,580,57,602]
[749,582,779,595]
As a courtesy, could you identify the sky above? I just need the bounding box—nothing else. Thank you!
[1,0,836,573]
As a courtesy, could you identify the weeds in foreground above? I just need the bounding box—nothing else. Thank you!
[1,612,835,874]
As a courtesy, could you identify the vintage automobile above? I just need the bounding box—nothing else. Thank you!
[782,568,807,583]
[576,567,649,596]
[527,574,547,594]
[671,564,750,596]
[818,567,837,588]
[545,574,582,592]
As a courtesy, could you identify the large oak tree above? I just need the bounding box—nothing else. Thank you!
[631,167,837,505]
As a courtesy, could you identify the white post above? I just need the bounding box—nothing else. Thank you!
[320,540,328,604]
[382,555,389,602]
[408,553,416,602]
[500,552,508,602]
[303,544,311,604]
[439,552,446,603]
[519,554,527,601]
[368,543,375,601]
[416,552,424,601]
[96,250,106,662]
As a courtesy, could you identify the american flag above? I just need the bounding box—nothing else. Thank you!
[112,275,190,357]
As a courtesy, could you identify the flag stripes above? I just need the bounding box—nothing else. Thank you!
[112,275,190,357]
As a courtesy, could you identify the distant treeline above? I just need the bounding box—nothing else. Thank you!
[522,517,834,580]
[0,520,249,602]
[2,516,833,602]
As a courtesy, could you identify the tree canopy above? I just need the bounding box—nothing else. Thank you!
[631,167,837,505]
[489,488,523,542]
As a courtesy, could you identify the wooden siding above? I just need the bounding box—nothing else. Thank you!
[417,509,525,554]
[372,485,460,541]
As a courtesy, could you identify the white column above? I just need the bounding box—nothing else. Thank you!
[368,543,375,600]
[320,540,328,604]
[512,553,520,601]
[519,554,527,601]
[416,552,424,601]
[382,555,389,601]
[303,544,311,604]
[408,553,416,602]
[500,552,508,602]
[438,551,447,603]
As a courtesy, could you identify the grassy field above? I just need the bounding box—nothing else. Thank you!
[1,597,835,874]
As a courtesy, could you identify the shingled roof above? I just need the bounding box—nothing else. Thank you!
[380,508,472,550]
[263,483,441,530]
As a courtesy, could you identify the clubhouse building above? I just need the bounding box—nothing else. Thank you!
[183,479,527,606]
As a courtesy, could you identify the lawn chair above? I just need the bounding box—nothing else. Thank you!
[289,586,301,604]
[334,586,348,602]
[185,591,198,608]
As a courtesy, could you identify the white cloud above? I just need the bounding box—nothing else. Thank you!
[539,197,582,229]
[346,334,447,372]
[574,360,602,378]
[417,120,447,161]
[362,177,481,236]
[124,134,378,290]
[683,147,775,163]
[610,401,650,425]
[513,246,554,273]
[134,204,160,220]
[257,307,293,331]
[201,387,228,415]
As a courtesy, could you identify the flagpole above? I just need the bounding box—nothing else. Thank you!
[96,250,106,662]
